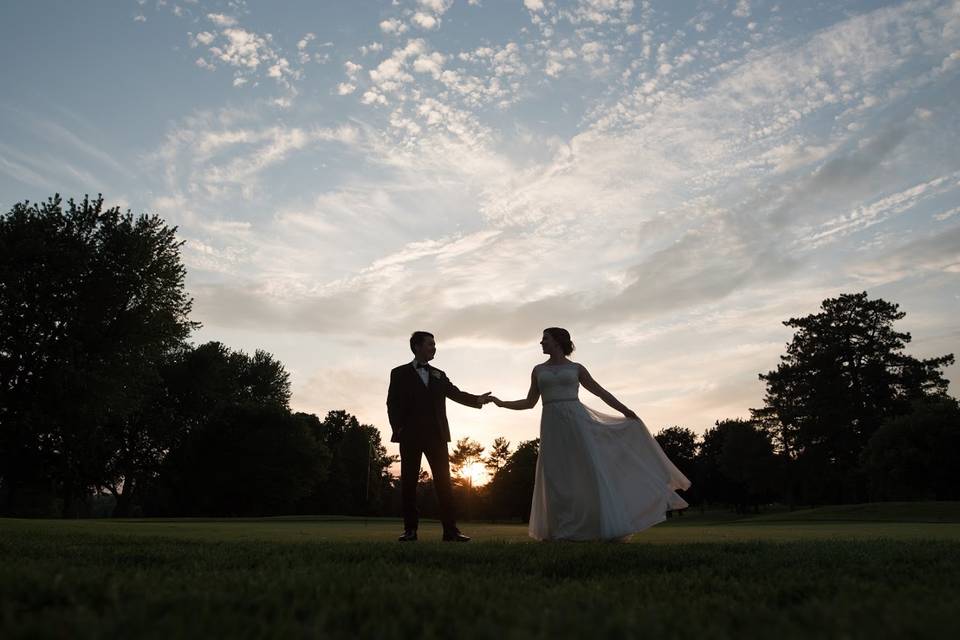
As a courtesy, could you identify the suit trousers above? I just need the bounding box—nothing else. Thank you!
[400,437,457,533]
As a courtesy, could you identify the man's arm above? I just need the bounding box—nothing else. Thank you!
[442,375,490,408]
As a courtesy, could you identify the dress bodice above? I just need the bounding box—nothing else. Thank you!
[536,363,580,404]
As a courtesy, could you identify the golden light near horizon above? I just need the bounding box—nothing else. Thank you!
[460,462,490,487]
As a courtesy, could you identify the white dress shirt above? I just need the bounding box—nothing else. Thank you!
[411,359,429,386]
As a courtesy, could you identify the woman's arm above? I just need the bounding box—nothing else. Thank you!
[493,368,541,410]
[577,364,638,419]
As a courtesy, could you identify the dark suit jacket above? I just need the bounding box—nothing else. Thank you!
[386,363,482,444]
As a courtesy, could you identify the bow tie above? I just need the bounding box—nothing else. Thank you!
[415,362,429,370]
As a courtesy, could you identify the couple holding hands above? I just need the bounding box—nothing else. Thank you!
[386,328,690,543]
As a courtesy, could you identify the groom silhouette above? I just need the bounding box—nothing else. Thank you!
[387,331,490,542]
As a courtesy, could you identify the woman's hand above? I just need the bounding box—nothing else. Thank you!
[491,396,503,407]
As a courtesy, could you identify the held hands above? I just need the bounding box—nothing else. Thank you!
[477,392,502,407]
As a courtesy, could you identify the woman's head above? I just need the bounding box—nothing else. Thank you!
[541,327,575,356]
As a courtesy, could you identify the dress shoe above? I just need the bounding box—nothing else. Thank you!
[398,530,418,542]
[442,531,470,542]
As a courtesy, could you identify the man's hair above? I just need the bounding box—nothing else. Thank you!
[410,331,435,353]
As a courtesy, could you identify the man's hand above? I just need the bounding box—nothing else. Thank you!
[478,392,493,406]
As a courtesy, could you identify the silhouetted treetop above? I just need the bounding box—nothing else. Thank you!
[0,194,198,516]
[753,291,953,504]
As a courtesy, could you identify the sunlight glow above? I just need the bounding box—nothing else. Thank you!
[461,462,490,487]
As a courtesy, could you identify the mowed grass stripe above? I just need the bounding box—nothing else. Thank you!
[5,501,957,544]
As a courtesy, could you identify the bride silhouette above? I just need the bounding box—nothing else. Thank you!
[489,327,690,541]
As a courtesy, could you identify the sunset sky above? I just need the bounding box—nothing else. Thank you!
[2,0,958,469]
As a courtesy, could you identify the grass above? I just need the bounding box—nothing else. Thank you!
[2,503,959,639]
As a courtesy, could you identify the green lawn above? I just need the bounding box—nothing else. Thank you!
[2,503,959,639]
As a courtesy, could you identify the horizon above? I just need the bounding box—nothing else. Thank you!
[1,0,958,465]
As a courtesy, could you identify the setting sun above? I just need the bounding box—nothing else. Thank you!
[460,462,490,487]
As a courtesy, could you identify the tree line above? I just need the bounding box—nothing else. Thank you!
[0,195,396,517]
[1,195,956,518]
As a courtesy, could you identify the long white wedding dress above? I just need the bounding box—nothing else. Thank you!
[528,362,691,541]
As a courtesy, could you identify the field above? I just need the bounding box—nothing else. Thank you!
[2,503,959,639]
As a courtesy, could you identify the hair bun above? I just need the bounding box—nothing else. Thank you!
[545,327,575,356]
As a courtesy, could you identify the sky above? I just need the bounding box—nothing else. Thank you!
[2,0,959,475]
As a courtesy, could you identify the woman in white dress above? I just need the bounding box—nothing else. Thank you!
[490,327,691,541]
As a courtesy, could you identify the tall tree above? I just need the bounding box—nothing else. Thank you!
[654,426,698,478]
[0,195,196,516]
[754,292,953,504]
[655,426,700,507]
[696,419,778,512]
[115,342,291,516]
[303,410,395,515]
[487,439,539,521]
[484,437,512,475]
[449,437,485,486]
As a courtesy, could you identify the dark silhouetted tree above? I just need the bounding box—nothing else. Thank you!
[488,438,539,521]
[484,437,511,475]
[716,419,779,512]
[753,292,953,504]
[152,404,324,516]
[0,195,196,516]
[449,437,485,486]
[303,410,394,515]
[862,396,960,501]
[655,426,698,478]
[141,343,301,516]
[696,419,778,512]
[655,425,700,507]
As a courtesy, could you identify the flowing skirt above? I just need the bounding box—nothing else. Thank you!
[529,400,690,541]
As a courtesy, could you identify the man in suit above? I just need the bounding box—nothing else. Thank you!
[387,331,490,542]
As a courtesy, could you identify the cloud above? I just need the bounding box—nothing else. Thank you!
[764,126,912,229]
[131,0,960,431]
[561,0,635,25]
[412,12,439,30]
[186,14,306,95]
[418,0,453,13]
[0,144,59,190]
[804,171,960,247]
[207,13,237,27]
[297,32,316,63]
[11,111,134,179]
[379,18,408,35]
[935,206,960,222]
[852,225,960,283]
[412,52,445,78]
[152,107,361,205]
[198,125,357,187]
[213,28,269,70]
